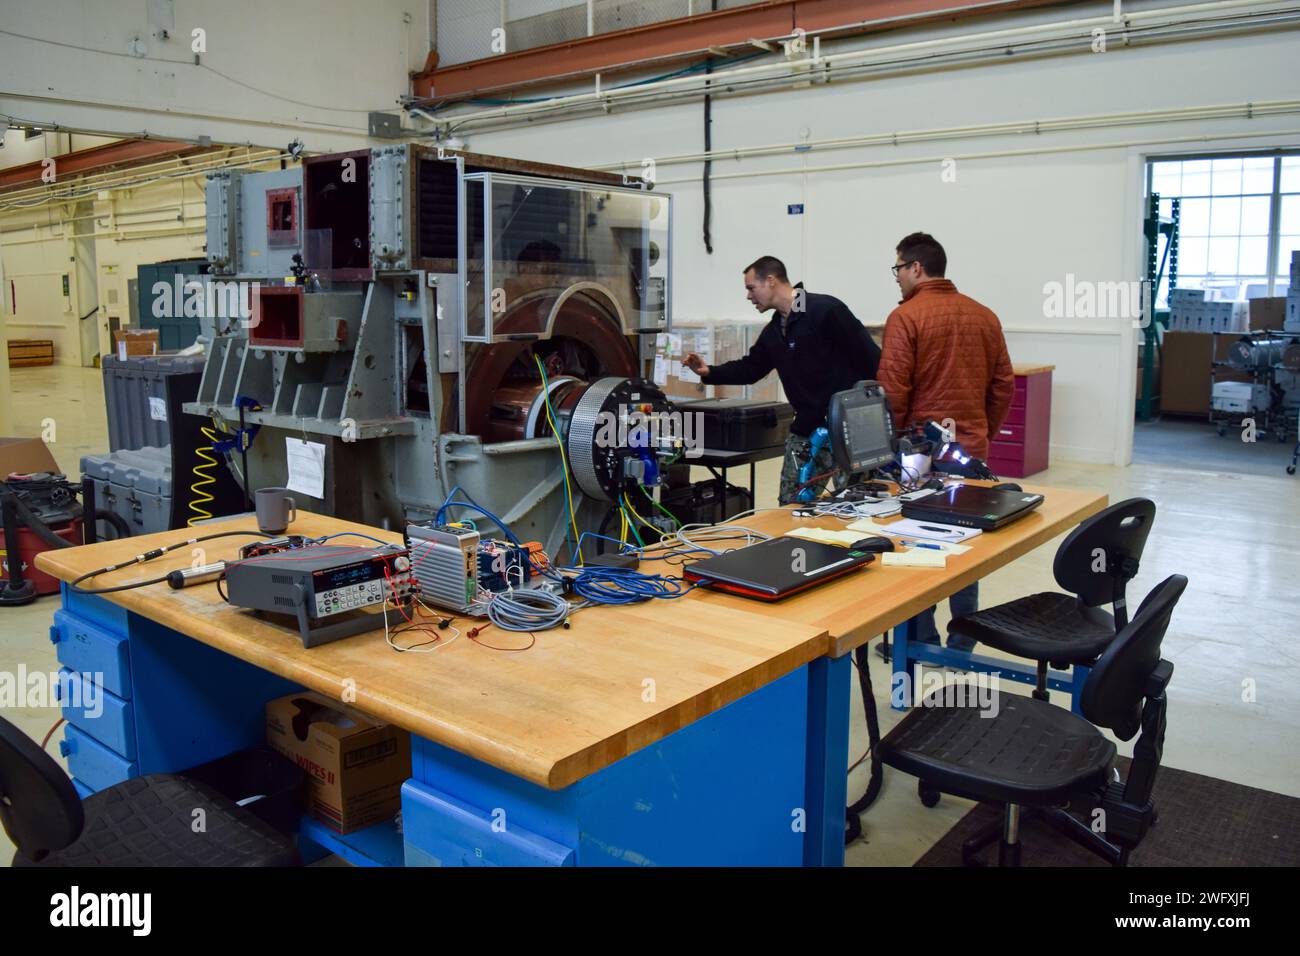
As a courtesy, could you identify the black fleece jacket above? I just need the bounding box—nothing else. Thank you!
[702,289,881,436]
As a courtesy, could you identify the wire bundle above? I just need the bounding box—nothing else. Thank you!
[485,587,571,631]
[562,565,695,605]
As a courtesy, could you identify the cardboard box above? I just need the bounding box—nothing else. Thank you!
[1249,297,1287,332]
[265,692,411,834]
[1159,331,1250,415]
[0,436,61,477]
[112,328,159,360]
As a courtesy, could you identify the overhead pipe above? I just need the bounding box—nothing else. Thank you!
[419,0,1300,132]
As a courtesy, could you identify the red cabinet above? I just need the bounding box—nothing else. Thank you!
[987,365,1052,478]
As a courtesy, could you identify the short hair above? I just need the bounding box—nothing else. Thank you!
[896,233,947,278]
[743,255,789,284]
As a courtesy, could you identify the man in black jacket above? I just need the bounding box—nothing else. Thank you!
[682,255,881,503]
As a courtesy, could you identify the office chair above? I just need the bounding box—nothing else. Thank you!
[948,497,1156,700]
[880,574,1185,866]
[0,716,299,866]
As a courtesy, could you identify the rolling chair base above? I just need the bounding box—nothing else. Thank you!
[960,804,1130,867]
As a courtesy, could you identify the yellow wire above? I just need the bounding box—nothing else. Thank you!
[188,424,220,526]
[623,492,663,541]
[535,355,583,565]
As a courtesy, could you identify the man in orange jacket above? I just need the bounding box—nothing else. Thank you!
[878,233,1015,651]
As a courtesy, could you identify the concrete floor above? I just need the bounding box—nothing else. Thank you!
[3,364,1297,866]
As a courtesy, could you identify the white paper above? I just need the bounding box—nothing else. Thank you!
[285,437,326,499]
[882,550,947,568]
[874,518,982,542]
[652,355,668,385]
[148,397,167,422]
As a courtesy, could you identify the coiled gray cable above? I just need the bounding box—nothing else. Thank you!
[486,587,571,632]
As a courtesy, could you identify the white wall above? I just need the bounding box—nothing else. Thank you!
[456,6,1300,465]
[0,0,429,151]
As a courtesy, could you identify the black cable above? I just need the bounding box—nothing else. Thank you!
[69,529,269,595]
[4,493,74,551]
[702,10,715,256]
[77,305,99,322]
[845,640,885,845]
[93,508,131,539]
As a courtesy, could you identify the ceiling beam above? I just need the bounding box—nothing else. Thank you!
[0,138,210,193]
[411,0,1083,102]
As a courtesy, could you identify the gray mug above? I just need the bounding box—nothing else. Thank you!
[255,487,298,534]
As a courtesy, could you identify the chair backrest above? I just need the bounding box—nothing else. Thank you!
[0,715,84,861]
[1080,574,1187,740]
[1053,498,1157,623]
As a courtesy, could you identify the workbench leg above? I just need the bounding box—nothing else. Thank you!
[804,653,851,867]
[891,617,918,710]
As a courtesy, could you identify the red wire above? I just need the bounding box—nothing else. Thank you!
[42,717,66,750]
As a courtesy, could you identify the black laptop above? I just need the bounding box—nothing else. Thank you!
[900,484,1044,530]
[683,537,874,601]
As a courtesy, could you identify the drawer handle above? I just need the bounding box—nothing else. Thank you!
[59,738,75,757]
[49,625,61,645]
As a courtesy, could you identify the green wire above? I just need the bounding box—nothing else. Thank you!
[621,502,646,548]
[640,485,681,529]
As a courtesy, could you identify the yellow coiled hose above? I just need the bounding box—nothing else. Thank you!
[188,424,221,526]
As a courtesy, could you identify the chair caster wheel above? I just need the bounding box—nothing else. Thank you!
[918,782,940,808]
[1217,425,1227,437]
[1288,465,1297,475]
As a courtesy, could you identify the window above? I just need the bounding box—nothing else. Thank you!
[1147,153,1298,307]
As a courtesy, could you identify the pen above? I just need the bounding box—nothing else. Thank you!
[899,539,943,550]
[918,525,962,536]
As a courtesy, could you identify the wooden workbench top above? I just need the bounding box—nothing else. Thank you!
[1012,363,1056,376]
[37,479,1103,788]
[674,482,1106,657]
[36,513,829,791]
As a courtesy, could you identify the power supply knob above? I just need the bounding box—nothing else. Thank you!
[393,556,411,572]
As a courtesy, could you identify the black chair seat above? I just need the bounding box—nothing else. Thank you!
[880,691,1117,806]
[948,591,1115,663]
[14,775,298,867]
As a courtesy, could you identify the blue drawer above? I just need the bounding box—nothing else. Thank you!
[72,779,95,800]
[401,780,574,867]
[50,609,132,698]
[60,725,138,793]
[56,668,136,760]
[61,589,129,636]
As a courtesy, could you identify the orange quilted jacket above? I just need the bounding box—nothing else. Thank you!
[877,279,1015,461]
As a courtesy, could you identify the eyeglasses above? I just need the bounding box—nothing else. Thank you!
[891,261,916,277]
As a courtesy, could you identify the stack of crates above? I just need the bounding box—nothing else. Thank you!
[81,353,224,536]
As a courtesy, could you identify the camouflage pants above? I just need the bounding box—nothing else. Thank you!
[779,432,838,505]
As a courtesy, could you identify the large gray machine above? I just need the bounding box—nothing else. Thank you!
[182,146,676,559]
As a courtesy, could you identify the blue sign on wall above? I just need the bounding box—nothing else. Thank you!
[787,204,805,215]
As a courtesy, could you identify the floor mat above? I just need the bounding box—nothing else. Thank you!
[916,762,1300,866]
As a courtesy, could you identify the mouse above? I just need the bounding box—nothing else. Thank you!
[849,536,895,554]
[992,482,1023,492]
